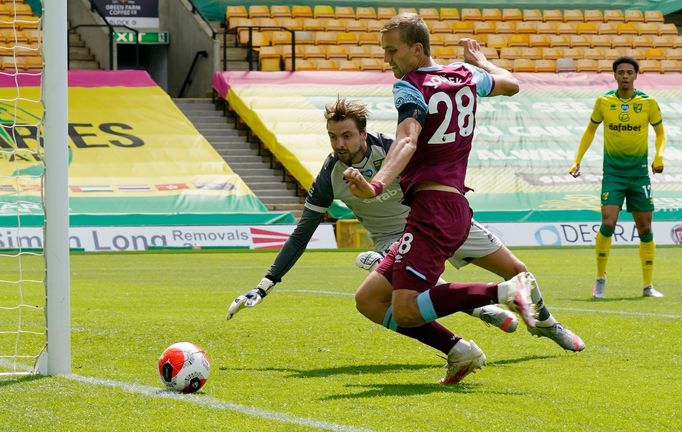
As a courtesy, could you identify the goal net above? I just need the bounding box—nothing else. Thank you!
[0,0,69,376]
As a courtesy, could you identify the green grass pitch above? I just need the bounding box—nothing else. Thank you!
[1,247,681,431]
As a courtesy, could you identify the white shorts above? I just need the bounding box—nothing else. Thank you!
[373,219,503,269]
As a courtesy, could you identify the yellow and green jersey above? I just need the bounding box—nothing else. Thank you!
[590,89,663,176]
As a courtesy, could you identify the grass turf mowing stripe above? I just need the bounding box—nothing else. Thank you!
[64,374,374,432]
[280,290,682,319]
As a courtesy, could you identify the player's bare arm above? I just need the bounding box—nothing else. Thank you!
[344,166,375,198]
[651,122,665,174]
[460,38,519,97]
[570,121,600,177]
[372,117,420,186]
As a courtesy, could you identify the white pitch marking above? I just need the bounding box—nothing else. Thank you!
[281,290,682,319]
[64,374,373,432]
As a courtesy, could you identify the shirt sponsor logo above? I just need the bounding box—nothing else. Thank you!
[608,123,641,132]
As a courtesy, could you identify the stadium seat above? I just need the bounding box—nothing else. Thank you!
[645,10,664,23]
[543,10,563,22]
[337,59,359,70]
[356,7,376,20]
[301,44,325,59]
[576,22,598,35]
[461,8,483,21]
[269,31,292,45]
[334,6,355,19]
[291,5,313,18]
[302,18,325,31]
[365,20,384,33]
[313,5,334,19]
[521,47,543,59]
[24,56,42,70]
[439,8,460,20]
[357,58,384,71]
[597,22,618,35]
[529,35,550,48]
[486,34,509,49]
[493,58,513,70]
[312,58,338,70]
[18,16,41,30]
[535,60,556,72]
[258,47,282,71]
[345,19,367,33]
[664,47,682,60]
[660,59,681,72]
[604,48,628,60]
[444,34,471,46]
[322,18,345,32]
[358,32,380,45]
[508,34,530,47]
[294,31,315,45]
[500,47,522,60]
[315,31,338,45]
[347,45,371,60]
[624,10,645,23]
[611,35,634,48]
[523,9,543,21]
[636,22,660,35]
[512,58,535,72]
[368,45,384,58]
[474,21,496,35]
[276,17,303,31]
[419,8,439,21]
[285,58,315,71]
[633,35,654,48]
[556,22,577,35]
[639,59,661,73]
[377,7,396,20]
[563,10,584,22]
[481,46,499,59]
[556,58,576,72]
[645,47,666,60]
[430,33,445,46]
[253,17,277,28]
[604,10,624,22]
[652,35,675,48]
[433,46,459,59]
[548,35,571,47]
[248,5,270,19]
[597,59,614,72]
[398,8,418,15]
[617,23,638,35]
[562,47,585,59]
[495,21,516,34]
[430,21,453,34]
[238,30,269,47]
[569,35,592,48]
[226,6,247,21]
[21,29,40,44]
[583,10,603,22]
[324,44,348,60]
[659,23,679,35]
[515,22,538,34]
[575,59,598,72]
[481,8,502,21]
[453,21,474,34]
[542,47,564,60]
[537,22,559,34]
[270,5,291,18]
[583,47,606,60]
[502,8,523,21]
[336,32,358,45]
[227,17,251,30]
[590,35,612,48]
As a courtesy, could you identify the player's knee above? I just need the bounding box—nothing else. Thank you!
[391,305,423,328]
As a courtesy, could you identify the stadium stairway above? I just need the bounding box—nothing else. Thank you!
[174,98,305,218]
[68,26,100,70]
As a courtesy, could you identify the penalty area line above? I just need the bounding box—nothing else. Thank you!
[282,289,682,319]
[64,374,373,432]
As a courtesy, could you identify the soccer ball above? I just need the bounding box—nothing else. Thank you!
[158,342,210,393]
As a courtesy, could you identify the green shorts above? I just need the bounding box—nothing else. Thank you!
[601,174,654,212]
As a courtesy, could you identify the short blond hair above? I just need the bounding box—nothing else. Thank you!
[380,12,431,57]
[324,98,368,131]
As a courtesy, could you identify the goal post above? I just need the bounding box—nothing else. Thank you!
[40,0,70,375]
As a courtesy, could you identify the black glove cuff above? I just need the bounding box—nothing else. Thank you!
[255,288,268,298]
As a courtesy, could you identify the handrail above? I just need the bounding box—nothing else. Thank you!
[179,50,208,98]
[223,26,295,72]
[187,0,217,40]
[69,24,139,70]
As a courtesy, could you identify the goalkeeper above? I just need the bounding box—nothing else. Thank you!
[227,98,584,352]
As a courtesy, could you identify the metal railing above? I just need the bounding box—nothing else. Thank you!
[187,0,217,40]
[223,25,296,71]
[179,50,208,97]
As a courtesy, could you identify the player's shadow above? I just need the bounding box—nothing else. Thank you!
[321,382,528,400]
[571,296,646,302]
[0,373,45,389]
[225,363,435,378]
[486,354,558,367]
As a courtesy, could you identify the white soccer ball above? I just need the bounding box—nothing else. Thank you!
[158,342,210,393]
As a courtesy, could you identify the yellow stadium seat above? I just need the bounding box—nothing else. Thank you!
[520,47,543,59]
[486,34,509,49]
[356,7,376,20]
[346,45,371,59]
[338,59,360,71]
[253,17,277,28]
[269,31,292,45]
[443,34,470,46]
[556,58,576,72]
[475,34,489,45]
[227,17,251,30]
[604,47,628,60]
[576,59,599,72]
[302,18,325,31]
[604,10,624,22]
[515,22,538,34]
[334,6,355,19]
[368,45,384,59]
[529,35,550,48]
[270,5,291,18]
[591,35,612,47]
[563,10,584,22]
[474,21,496,35]
[562,47,585,59]
[660,59,681,73]
[542,47,564,60]
[512,58,535,72]
[429,21,453,34]
[294,31,315,45]
[365,20,384,33]
[556,23,577,34]
[430,33,445,46]
[583,10,604,22]
[259,56,281,71]
[312,58,338,70]
[645,47,666,59]
[226,6,247,21]
[495,21,516,34]
[543,10,563,22]
[639,59,661,73]
[418,8,439,21]
[302,45,325,59]
[315,31,338,45]
[584,47,606,60]
[325,45,348,60]
[21,29,40,44]
[292,5,313,19]
[632,47,648,58]
[398,8,417,15]
[576,22,598,35]
[481,46,499,59]
[481,8,502,21]
[523,9,543,21]
[433,46,458,59]
[645,10,664,23]
[611,35,634,48]
[597,22,618,35]
[535,59,556,72]
[636,22,660,35]
[323,18,345,32]
[276,17,303,31]
[461,8,482,21]
[336,32,358,45]
[508,34,530,47]
[357,58,385,71]
[624,10,644,22]
[499,47,522,60]
[493,58,513,70]
[453,21,474,33]
[238,30,269,47]
[617,23,638,35]
[548,35,570,47]
[597,59,614,72]
[439,8,460,20]
[377,7,396,20]
[537,22,559,34]
[632,35,654,48]
[358,32,380,46]
[502,8,522,21]
[285,58,315,71]
[664,47,682,60]
[569,35,592,48]
[345,19,367,33]
[313,5,334,19]
[652,35,675,48]
[18,16,41,30]
[248,5,269,19]
[659,23,679,35]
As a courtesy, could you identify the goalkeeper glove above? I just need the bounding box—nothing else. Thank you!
[226,277,275,320]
